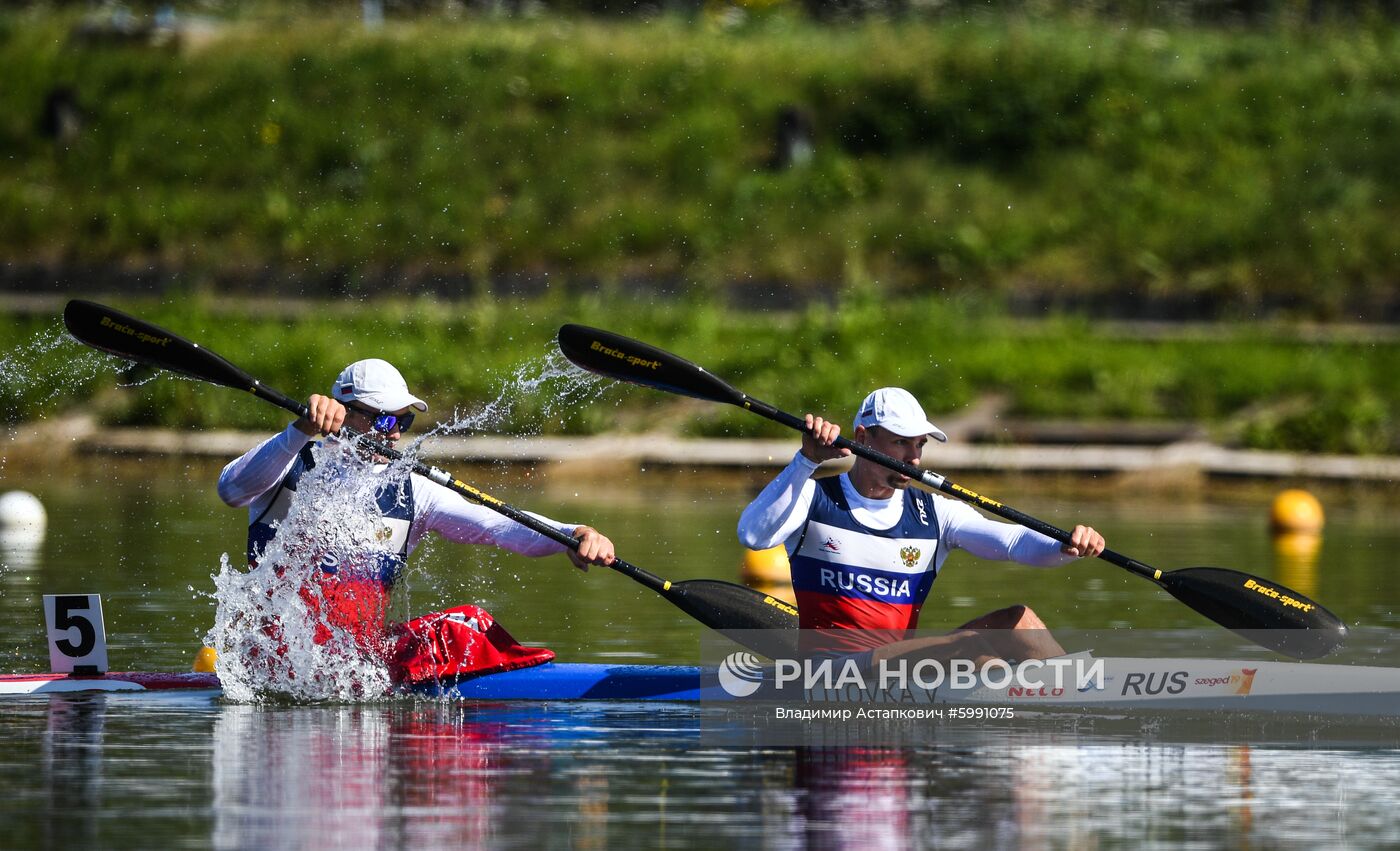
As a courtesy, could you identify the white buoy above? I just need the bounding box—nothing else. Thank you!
[0,490,47,539]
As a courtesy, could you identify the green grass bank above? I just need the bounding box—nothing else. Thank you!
[3,295,1396,455]
[3,10,1399,317]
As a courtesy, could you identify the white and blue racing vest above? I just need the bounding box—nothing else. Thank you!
[790,476,943,639]
[246,444,414,590]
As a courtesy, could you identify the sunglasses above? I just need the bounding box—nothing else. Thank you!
[348,404,415,435]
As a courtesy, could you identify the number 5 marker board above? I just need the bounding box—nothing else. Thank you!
[44,594,109,674]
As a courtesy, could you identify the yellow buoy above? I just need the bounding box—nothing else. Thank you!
[741,545,791,585]
[193,646,218,673]
[1270,489,1324,534]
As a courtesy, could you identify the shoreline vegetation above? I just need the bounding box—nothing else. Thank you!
[3,7,1396,457]
[2,294,1396,456]
[3,9,1399,319]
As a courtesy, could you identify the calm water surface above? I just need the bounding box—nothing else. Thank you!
[2,455,1399,848]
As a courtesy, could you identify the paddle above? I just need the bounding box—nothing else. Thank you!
[557,323,1350,660]
[61,300,799,656]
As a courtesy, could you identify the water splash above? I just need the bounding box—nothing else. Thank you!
[419,347,611,440]
[390,347,610,606]
[1,321,185,488]
[0,322,129,406]
[203,346,610,702]
[205,437,415,703]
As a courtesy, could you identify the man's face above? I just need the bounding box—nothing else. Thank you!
[344,404,413,445]
[858,426,929,490]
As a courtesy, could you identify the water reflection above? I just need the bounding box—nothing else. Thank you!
[10,692,1400,849]
[209,700,709,848]
[40,694,105,848]
[0,528,43,572]
[1273,531,1321,600]
[793,749,920,850]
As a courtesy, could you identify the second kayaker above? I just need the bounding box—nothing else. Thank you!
[737,387,1104,661]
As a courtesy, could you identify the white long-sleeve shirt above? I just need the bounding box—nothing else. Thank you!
[737,451,1073,568]
[218,423,574,558]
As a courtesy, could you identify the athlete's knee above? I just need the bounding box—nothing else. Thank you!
[989,604,1047,630]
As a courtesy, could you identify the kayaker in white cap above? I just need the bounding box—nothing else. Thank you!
[738,387,1104,660]
[217,358,616,683]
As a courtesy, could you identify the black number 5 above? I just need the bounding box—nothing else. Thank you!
[53,595,96,658]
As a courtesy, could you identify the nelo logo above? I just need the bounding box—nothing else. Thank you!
[717,652,765,697]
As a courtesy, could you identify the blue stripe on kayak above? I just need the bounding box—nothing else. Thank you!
[416,663,705,701]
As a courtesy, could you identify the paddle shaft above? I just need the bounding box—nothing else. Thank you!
[232,383,679,596]
[742,398,1163,585]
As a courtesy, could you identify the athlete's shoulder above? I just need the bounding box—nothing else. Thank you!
[406,470,450,510]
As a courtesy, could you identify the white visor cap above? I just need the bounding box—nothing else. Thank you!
[853,387,947,441]
[331,359,428,413]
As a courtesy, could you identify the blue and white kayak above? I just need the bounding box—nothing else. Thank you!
[5,656,1400,716]
[0,665,703,701]
[421,663,704,701]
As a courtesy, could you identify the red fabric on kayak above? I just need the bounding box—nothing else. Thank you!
[388,605,555,685]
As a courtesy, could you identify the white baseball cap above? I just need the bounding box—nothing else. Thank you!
[853,387,947,441]
[331,359,428,413]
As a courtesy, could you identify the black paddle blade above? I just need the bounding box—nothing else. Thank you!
[670,579,799,629]
[1160,567,1347,659]
[669,579,799,658]
[64,300,253,392]
[558,324,744,406]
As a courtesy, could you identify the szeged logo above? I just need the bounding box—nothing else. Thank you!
[717,651,766,697]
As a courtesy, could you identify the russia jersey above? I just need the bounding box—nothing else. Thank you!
[246,444,414,590]
[790,476,944,648]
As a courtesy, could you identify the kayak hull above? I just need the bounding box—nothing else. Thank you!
[4,658,1399,717]
[0,665,702,701]
[0,671,222,695]
[422,663,704,702]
